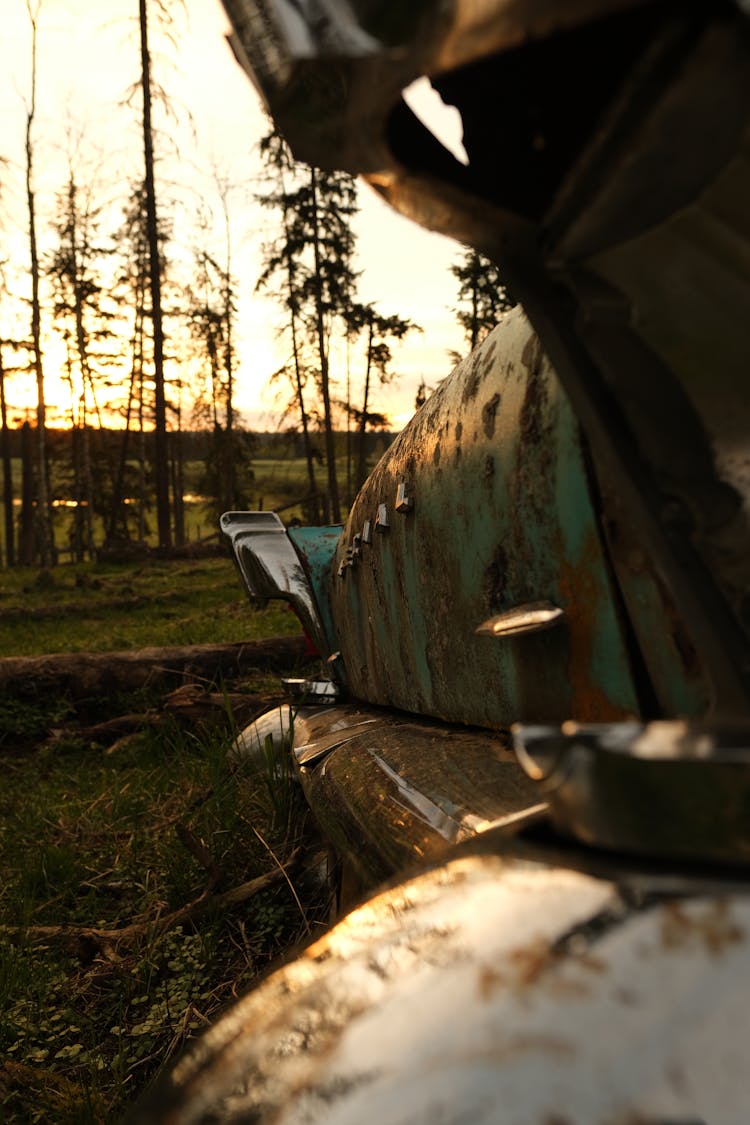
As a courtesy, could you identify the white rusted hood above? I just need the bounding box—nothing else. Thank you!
[139,850,750,1124]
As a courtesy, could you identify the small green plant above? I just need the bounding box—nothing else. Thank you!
[0,584,328,1121]
[0,695,73,748]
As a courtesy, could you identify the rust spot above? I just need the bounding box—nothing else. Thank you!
[455,420,463,443]
[483,454,495,482]
[432,442,441,466]
[520,351,549,450]
[472,1036,576,1065]
[545,976,590,999]
[477,964,506,1000]
[508,937,561,986]
[521,332,543,374]
[482,392,502,439]
[503,1034,575,1060]
[307,943,334,964]
[654,570,703,681]
[461,354,483,403]
[557,527,633,722]
[308,1071,382,1107]
[660,899,745,956]
[483,545,508,610]
[577,951,607,974]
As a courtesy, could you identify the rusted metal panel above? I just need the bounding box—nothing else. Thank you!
[329,308,640,727]
[133,848,750,1125]
[599,486,712,718]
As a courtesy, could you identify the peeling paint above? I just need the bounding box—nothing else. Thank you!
[325,308,639,727]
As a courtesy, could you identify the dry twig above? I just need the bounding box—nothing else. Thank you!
[0,849,300,959]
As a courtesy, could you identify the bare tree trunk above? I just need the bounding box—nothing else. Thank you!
[218,183,238,511]
[80,415,95,559]
[64,178,95,557]
[25,0,52,565]
[275,175,320,524]
[108,275,145,542]
[0,345,14,567]
[61,333,81,561]
[309,167,340,524]
[356,315,374,492]
[291,311,320,524]
[171,422,185,548]
[139,0,171,548]
[20,421,35,565]
[285,245,319,524]
[346,342,352,509]
[138,369,147,543]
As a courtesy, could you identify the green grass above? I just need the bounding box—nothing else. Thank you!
[0,557,301,656]
[0,716,328,1121]
[0,557,330,1121]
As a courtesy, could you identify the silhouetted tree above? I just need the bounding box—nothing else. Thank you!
[138,0,171,547]
[48,164,113,558]
[256,130,321,523]
[257,130,362,522]
[186,184,247,518]
[24,0,53,564]
[351,305,417,492]
[450,248,515,355]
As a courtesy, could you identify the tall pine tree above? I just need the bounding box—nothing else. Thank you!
[450,248,515,355]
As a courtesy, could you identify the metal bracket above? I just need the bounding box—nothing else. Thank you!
[395,481,414,514]
[375,503,390,532]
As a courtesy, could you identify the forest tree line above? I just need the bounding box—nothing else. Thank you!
[0,0,513,568]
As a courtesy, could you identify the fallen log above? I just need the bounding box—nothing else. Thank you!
[0,636,306,700]
[39,687,270,753]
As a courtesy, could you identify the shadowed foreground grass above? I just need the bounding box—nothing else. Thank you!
[0,560,331,1121]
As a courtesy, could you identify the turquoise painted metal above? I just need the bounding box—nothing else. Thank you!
[223,311,709,727]
[288,524,342,656]
[328,308,641,728]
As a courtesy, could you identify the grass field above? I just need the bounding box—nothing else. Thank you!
[0,555,300,657]
[0,556,327,1122]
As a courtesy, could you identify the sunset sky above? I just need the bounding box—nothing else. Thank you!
[0,0,468,432]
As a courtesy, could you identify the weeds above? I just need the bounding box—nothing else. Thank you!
[0,715,326,1120]
[0,567,330,1121]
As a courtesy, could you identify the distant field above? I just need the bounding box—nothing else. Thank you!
[0,454,362,558]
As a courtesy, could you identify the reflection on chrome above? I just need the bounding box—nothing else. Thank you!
[220,510,330,657]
